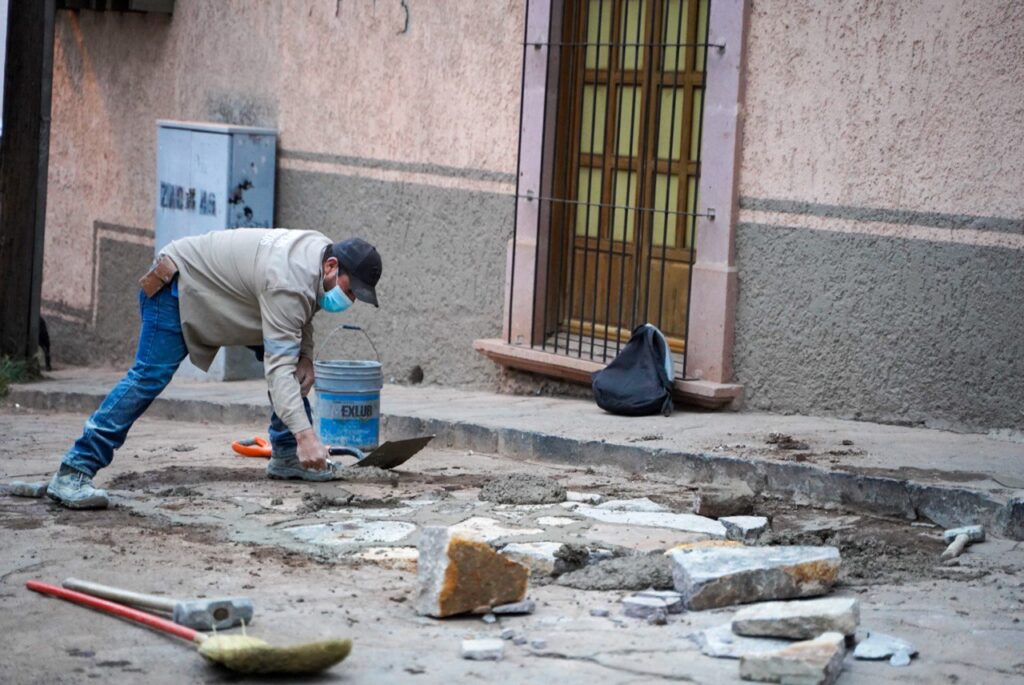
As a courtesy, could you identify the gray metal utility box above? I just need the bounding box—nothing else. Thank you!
[155,120,277,381]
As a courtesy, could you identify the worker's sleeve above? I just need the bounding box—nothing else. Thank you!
[300,317,315,361]
[259,289,314,434]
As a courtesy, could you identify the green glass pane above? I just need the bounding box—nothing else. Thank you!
[580,85,608,154]
[616,86,642,156]
[696,0,709,71]
[685,175,697,247]
[575,168,603,238]
[657,88,685,160]
[585,0,611,70]
[620,0,646,70]
[662,0,688,71]
[689,88,703,161]
[652,174,679,247]
[611,170,637,242]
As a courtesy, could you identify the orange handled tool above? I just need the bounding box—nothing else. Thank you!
[231,436,271,458]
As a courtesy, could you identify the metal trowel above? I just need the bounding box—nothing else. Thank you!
[328,435,434,470]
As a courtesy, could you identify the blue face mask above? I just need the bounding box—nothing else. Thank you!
[319,285,353,313]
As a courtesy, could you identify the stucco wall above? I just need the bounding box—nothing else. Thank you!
[734,0,1024,431]
[42,0,522,380]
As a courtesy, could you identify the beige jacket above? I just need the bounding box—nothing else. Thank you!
[162,228,330,433]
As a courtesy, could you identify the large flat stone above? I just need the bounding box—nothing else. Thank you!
[415,527,529,618]
[740,631,845,685]
[575,506,727,537]
[732,597,859,639]
[671,545,841,610]
[691,623,793,659]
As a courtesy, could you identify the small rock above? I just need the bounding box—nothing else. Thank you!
[461,639,504,661]
[8,481,48,498]
[622,595,671,619]
[646,610,668,626]
[721,516,769,543]
[566,491,603,504]
[889,649,912,667]
[589,608,610,617]
[671,545,841,610]
[415,527,530,618]
[739,631,845,684]
[513,636,528,646]
[731,597,860,639]
[269,497,284,506]
[691,624,792,659]
[853,632,917,661]
[530,639,547,650]
[596,497,668,512]
[840,439,854,446]
[500,628,515,640]
[492,599,535,615]
[482,613,497,624]
[633,590,685,614]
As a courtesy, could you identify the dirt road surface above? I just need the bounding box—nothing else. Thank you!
[1,406,1022,683]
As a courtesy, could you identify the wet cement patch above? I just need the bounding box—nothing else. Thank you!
[556,554,675,591]
[479,473,567,505]
[109,466,265,489]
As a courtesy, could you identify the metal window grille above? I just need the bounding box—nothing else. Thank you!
[509,0,712,380]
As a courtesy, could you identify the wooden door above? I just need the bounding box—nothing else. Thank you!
[549,0,708,362]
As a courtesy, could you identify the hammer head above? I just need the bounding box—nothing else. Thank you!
[943,525,984,544]
[172,597,254,631]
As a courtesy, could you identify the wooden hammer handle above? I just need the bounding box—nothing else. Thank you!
[63,578,177,613]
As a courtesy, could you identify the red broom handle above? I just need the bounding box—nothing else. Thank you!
[26,580,202,643]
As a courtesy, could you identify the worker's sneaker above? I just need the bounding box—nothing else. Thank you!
[266,453,342,481]
[46,465,109,509]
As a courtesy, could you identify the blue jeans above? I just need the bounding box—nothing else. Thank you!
[62,283,307,476]
[63,285,188,476]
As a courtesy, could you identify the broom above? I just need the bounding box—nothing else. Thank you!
[26,580,352,675]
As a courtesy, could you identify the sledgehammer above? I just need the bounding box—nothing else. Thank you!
[940,525,985,560]
[63,578,254,631]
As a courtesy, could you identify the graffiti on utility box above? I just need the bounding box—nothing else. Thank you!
[159,182,217,216]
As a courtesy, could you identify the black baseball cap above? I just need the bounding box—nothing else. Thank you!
[330,238,382,307]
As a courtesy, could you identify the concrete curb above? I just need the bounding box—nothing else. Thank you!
[9,385,1022,540]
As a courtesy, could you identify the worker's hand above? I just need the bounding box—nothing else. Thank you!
[295,429,329,471]
[295,356,315,397]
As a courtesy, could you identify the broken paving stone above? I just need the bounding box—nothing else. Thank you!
[500,542,563,576]
[690,484,756,518]
[8,481,48,498]
[671,545,841,610]
[415,527,529,618]
[622,595,672,619]
[692,624,792,659]
[537,516,576,526]
[596,497,668,512]
[890,649,912,667]
[513,636,528,646]
[557,554,674,591]
[634,589,685,613]
[461,639,504,661]
[530,639,547,650]
[482,613,497,624]
[479,473,566,505]
[566,491,603,504]
[492,599,535,615]
[739,631,845,685]
[500,628,516,640]
[732,597,860,639]
[721,516,769,543]
[853,632,917,661]
[450,517,544,543]
[574,506,727,537]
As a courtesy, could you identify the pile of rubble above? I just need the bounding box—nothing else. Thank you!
[402,475,982,681]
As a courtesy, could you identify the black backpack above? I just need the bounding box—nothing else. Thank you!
[591,324,674,417]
